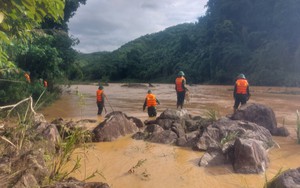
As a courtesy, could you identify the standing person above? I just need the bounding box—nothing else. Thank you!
[233,73,250,112]
[96,85,106,115]
[143,90,160,117]
[175,71,188,109]
[24,72,31,83]
[43,80,48,88]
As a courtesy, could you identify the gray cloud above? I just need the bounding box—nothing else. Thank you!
[68,0,208,53]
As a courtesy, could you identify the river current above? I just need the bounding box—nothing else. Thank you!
[40,83,300,188]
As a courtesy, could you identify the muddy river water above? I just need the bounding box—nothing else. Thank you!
[40,83,300,188]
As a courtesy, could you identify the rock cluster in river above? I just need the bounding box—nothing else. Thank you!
[130,103,288,174]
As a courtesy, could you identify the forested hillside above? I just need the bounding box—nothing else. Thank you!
[78,0,300,86]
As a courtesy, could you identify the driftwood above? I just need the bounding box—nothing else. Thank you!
[0,96,37,116]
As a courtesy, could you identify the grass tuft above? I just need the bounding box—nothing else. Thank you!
[204,108,220,122]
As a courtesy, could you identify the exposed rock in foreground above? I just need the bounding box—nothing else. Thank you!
[233,138,269,173]
[266,167,300,188]
[0,113,109,188]
[197,117,273,174]
[93,111,143,142]
[231,103,289,136]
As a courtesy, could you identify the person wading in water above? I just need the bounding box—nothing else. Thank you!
[143,90,160,117]
[175,71,188,109]
[96,85,106,115]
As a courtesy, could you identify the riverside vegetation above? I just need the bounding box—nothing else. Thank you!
[0,93,107,187]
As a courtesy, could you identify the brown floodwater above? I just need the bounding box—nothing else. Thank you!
[40,83,300,188]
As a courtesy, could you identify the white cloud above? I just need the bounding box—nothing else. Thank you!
[68,0,208,53]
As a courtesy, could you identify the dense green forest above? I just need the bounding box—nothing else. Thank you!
[78,0,300,86]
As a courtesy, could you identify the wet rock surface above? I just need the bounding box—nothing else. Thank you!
[93,111,143,142]
[231,103,289,136]
[266,167,300,188]
[0,113,109,188]
[133,104,276,174]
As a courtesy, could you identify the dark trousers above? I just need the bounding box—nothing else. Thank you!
[176,91,185,108]
[234,94,248,110]
[147,106,157,117]
[97,101,104,115]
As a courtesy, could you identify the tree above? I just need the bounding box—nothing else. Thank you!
[0,0,65,74]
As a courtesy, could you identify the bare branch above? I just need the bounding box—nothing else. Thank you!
[0,96,37,116]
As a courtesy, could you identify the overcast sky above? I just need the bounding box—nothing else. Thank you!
[68,0,208,53]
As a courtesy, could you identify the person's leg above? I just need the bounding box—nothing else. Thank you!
[182,91,186,108]
[240,95,247,105]
[178,92,185,109]
[233,96,241,113]
[153,107,157,117]
[176,92,180,108]
[147,107,152,117]
[97,102,103,115]
[148,106,156,117]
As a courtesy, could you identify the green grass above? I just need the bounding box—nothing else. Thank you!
[263,168,285,188]
[204,108,220,122]
[220,131,239,146]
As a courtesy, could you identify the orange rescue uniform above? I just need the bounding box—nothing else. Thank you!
[43,80,48,87]
[96,89,104,102]
[24,73,30,83]
[146,93,157,107]
[175,77,186,92]
[235,79,249,94]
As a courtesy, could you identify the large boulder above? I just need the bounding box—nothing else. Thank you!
[233,138,269,174]
[266,167,300,188]
[196,117,274,151]
[199,148,230,167]
[231,103,289,136]
[158,108,190,120]
[93,111,141,142]
[197,118,273,174]
[36,123,61,144]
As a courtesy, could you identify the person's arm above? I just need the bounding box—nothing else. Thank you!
[102,93,105,103]
[156,98,160,105]
[233,84,237,98]
[247,85,250,99]
[182,79,188,91]
[96,91,98,103]
[143,98,147,111]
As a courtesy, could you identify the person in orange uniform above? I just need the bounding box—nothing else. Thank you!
[43,80,48,88]
[96,85,106,115]
[24,72,31,83]
[233,73,250,112]
[175,71,188,109]
[143,90,160,117]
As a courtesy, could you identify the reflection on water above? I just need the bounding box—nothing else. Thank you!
[40,83,300,188]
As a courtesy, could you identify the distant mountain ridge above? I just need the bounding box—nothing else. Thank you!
[77,0,300,86]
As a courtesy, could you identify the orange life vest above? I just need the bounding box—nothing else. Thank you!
[96,89,103,102]
[24,73,30,83]
[235,79,249,94]
[175,77,185,92]
[43,80,48,87]
[146,93,157,107]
